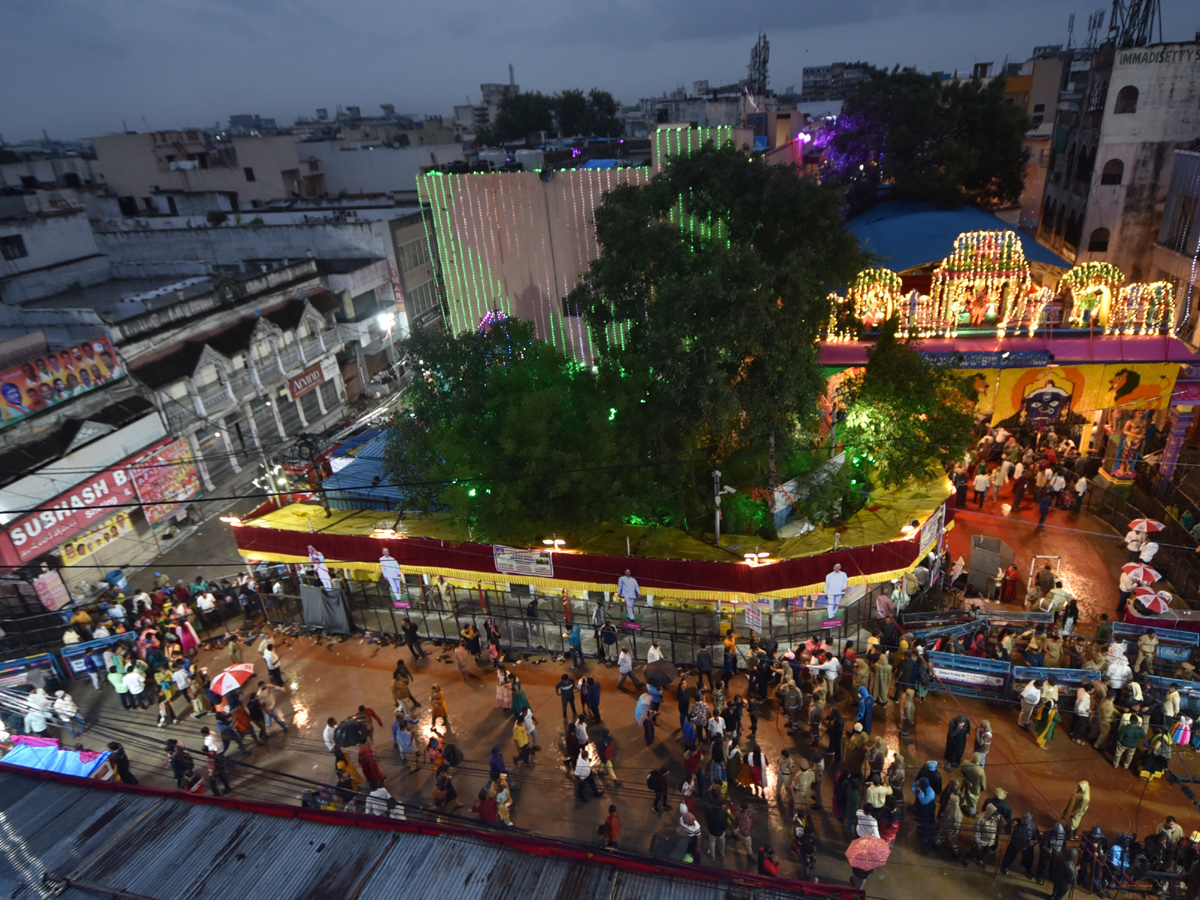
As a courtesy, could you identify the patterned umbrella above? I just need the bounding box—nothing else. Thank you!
[209,663,255,695]
[1128,518,1165,533]
[845,835,892,870]
[1132,587,1172,614]
[1121,563,1162,583]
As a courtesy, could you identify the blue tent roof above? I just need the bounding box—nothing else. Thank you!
[322,433,412,512]
[2,744,109,778]
[846,201,1072,272]
[579,159,619,169]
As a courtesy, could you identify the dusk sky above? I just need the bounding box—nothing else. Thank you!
[1,0,1195,142]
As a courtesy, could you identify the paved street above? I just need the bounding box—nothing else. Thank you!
[62,495,1189,897]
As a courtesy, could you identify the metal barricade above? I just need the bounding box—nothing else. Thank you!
[925,650,1012,700]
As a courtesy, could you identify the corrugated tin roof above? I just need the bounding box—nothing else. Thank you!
[0,769,854,900]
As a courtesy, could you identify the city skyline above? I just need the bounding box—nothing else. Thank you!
[1,0,1196,143]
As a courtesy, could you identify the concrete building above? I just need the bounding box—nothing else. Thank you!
[0,157,95,192]
[297,139,463,200]
[91,132,311,213]
[1152,146,1200,342]
[417,125,748,357]
[801,62,871,101]
[1038,41,1200,284]
[1002,49,1069,231]
[0,198,110,304]
[453,81,520,132]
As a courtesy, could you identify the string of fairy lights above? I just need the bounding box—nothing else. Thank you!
[827,242,1180,343]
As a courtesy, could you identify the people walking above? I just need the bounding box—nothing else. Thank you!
[402,617,426,660]
[262,643,284,686]
[556,674,578,720]
[617,645,642,691]
[430,684,451,730]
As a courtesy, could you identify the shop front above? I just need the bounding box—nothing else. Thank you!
[0,436,202,578]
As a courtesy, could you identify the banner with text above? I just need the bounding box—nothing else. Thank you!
[129,438,202,527]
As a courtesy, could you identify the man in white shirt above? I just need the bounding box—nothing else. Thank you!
[122,668,147,709]
[646,641,663,664]
[1118,570,1140,613]
[108,600,127,623]
[196,592,218,628]
[323,716,337,751]
[1070,685,1092,743]
[1139,540,1159,564]
[616,569,640,621]
[824,563,849,617]
[1072,475,1088,512]
[263,643,283,686]
[972,471,990,508]
[1124,529,1145,561]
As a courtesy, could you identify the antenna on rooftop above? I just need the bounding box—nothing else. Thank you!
[509,63,515,87]
[1085,10,1106,48]
[1067,13,1076,48]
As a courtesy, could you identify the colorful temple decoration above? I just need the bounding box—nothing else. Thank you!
[1061,262,1125,328]
[929,231,1032,337]
[1106,281,1176,335]
[847,268,904,330]
[1006,286,1055,337]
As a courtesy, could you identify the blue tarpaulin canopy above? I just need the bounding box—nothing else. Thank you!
[2,744,109,778]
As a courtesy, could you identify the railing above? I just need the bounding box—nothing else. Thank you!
[300,335,325,362]
[228,368,256,396]
[254,566,932,665]
[197,382,233,415]
[278,343,303,372]
[253,356,283,386]
[163,401,197,432]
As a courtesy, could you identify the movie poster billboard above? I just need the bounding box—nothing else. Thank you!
[58,511,134,566]
[0,336,124,430]
[129,439,202,527]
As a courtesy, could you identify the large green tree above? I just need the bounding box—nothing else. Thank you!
[825,67,1029,215]
[384,318,675,540]
[572,142,866,457]
[836,317,975,488]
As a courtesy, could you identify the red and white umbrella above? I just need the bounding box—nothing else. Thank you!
[1121,563,1162,583]
[209,663,256,696]
[1132,587,1173,614]
[846,835,892,870]
[1128,518,1165,533]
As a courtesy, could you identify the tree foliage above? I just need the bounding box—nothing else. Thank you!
[572,142,866,456]
[836,317,975,488]
[489,88,624,143]
[491,91,557,143]
[825,67,1029,215]
[384,318,673,541]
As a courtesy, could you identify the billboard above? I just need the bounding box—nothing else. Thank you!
[129,438,202,527]
[59,510,134,566]
[0,336,124,431]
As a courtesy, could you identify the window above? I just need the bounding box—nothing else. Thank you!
[1033,103,1045,113]
[396,238,430,272]
[1114,86,1138,114]
[405,280,439,317]
[243,167,256,182]
[1101,159,1124,186]
[1088,227,1110,252]
[351,288,380,320]
[319,379,340,412]
[0,234,28,261]
[1031,116,1044,128]
[561,296,583,318]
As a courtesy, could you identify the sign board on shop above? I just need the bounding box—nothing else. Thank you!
[493,545,554,578]
[287,358,339,400]
[1,462,139,565]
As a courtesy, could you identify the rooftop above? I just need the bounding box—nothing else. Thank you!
[22,276,213,322]
[0,768,846,900]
